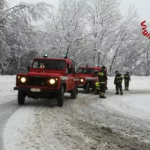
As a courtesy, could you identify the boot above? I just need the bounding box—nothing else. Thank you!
[120,91,123,95]
[100,95,106,98]
[115,92,119,95]
[94,91,99,94]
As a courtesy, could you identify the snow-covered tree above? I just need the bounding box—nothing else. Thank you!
[0,2,52,74]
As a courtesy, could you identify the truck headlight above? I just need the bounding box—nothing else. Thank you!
[21,77,26,83]
[49,79,55,84]
[80,78,84,82]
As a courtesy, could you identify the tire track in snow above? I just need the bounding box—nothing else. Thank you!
[3,92,150,150]
[0,97,19,150]
[33,93,150,150]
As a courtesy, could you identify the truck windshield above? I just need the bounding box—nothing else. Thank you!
[77,68,94,74]
[32,59,66,70]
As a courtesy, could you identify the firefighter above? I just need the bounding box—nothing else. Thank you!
[114,71,123,95]
[98,66,107,98]
[124,72,131,91]
[40,63,45,68]
[94,81,100,94]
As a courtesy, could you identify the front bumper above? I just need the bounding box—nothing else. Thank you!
[14,87,59,93]
[14,87,60,99]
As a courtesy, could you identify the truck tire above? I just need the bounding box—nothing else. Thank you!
[18,91,25,105]
[71,86,77,99]
[57,86,64,107]
[85,82,90,93]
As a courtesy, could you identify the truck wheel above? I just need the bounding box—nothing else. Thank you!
[18,91,25,105]
[85,83,90,93]
[57,86,64,107]
[71,86,77,99]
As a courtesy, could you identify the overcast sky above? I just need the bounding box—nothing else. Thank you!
[8,0,150,22]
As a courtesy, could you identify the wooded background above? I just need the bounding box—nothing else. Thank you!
[0,0,149,76]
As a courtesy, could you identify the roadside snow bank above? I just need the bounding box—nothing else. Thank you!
[0,75,16,95]
[93,94,150,121]
[0,75,17,105]
[107,76,150,90]
[94,76,150,121]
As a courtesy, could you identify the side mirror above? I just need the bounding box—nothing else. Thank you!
[27,66,30,72]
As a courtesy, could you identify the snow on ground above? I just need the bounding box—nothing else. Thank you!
[93,93,150,121]
[107,76,150,90]
[0,75,17,105]
[94,76,150,121]
[1,75,150,150]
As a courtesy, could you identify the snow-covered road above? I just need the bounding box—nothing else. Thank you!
[1,76,150,150]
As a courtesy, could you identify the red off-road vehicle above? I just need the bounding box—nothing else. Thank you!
[14,55,79,107]
[76,66,101,93]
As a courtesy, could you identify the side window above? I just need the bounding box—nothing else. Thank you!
[33,62,38,68]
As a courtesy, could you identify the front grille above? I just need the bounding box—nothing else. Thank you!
[27,77,48,86]
[17,76,58,88]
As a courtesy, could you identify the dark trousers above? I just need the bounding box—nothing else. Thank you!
[100,84,106,96]
[116,82,123,94]
[125,80,129,89]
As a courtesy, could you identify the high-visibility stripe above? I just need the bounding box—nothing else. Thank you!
[99,82,106,84]
[116,77,122,79]
[95,82,100,86]
[100,93,105,96]
[98,72,104,76]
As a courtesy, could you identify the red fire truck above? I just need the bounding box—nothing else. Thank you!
[14,54,79,107]
[76,66,101,93]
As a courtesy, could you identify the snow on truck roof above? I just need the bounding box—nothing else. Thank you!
[34,58,73,63]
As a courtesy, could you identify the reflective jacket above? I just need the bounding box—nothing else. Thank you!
[114,73,123,84]
[124,74,131,81]
[98,70,107,84]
